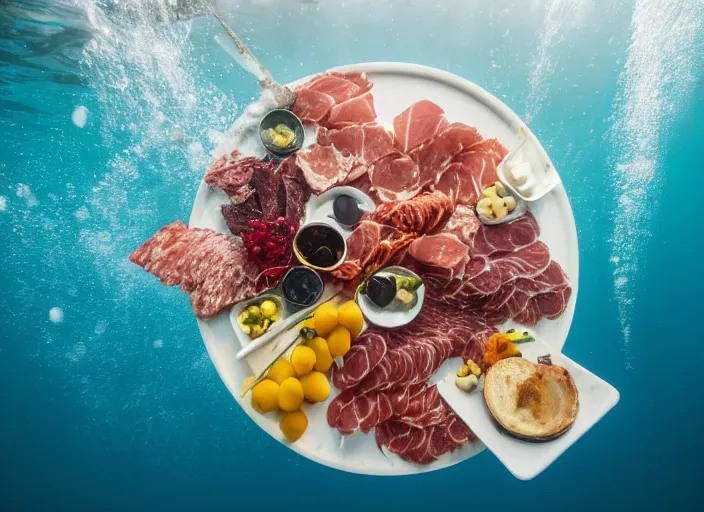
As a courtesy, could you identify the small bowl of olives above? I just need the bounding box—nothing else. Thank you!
[356,266,425,329]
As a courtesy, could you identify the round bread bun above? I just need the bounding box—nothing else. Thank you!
[483,357,579,441]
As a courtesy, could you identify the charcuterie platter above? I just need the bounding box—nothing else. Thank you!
[128,62,617,477]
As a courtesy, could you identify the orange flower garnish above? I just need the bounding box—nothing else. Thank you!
[483,333,522,368]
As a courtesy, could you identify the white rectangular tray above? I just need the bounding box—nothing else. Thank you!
[437,337,619,480]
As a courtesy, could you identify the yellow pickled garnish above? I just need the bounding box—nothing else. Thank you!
[466,359,482,376]
[266,124,295,148]
[251,379,279,414]
[337,300,363,338]
[278,377,304,412]
[280,410,308,442]
[300,371,331,403]
[290,345,317,377]
[457,365,470,377]
[327,325,351,358]
[260,300,277,318]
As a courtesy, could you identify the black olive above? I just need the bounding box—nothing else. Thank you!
[366,274,397,308]
[333,195,363,226]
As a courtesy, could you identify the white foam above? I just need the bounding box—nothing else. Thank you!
[16,183,38,207]
[609,0,701,366]
[72,105,89,128]
[74,206,90,222]
[49,307,64,323]
[0,196,6,212]
[525,0,593,122]
[153,339,164,349]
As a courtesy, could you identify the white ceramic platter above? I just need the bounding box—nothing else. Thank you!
[188,62,580,476]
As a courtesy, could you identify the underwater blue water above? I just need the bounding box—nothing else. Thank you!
[1,1,703,510]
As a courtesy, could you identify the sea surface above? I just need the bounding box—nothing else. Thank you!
[1,1,703,510]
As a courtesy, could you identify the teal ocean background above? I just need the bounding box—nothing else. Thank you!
[1,1,702,509]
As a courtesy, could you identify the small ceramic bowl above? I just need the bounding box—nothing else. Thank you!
[280,266,325,309]
[292,222,348,272]
[357,266,425,329]
[258,108,304,158]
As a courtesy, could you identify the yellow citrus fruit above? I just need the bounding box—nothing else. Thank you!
[251,379,279,414]
[280,410,308,442]
[337,300,364,338]
[267,358,296,385]
[300,371,331,403]
[290,345,317,377]
[306,337,333,373]
[327,325,351,358]
[260,300,277,318]
[313,302,338,337]
[277,377,304,412]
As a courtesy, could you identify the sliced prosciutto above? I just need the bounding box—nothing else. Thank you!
[408,233,470,281]
[434,138,508,206]
[317,123,395,165]
[292,71,372,125]
[410,122,483,188]
[296,144,357,193]
[332,330,388,391]
[326,92,376,129]
[129,221,258,319]
[369,153,420,202]
[393,100,448,153]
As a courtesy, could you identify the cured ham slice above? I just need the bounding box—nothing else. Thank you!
[291,88,336,124]
[443,205,481,246]
[408,233,470,281]
[326,384,425,435]
[292,72,372,125]
[317,123,395,164]
[410,123,483,188]
[369,153,420,202]
[370,192,454,234]
[393,100,448,153]
[434,138,508,206]
[280,158,312,224]
[296,144,357,193]
[326,92,377,129]
[129,221,258,319]
[204,151,269,198]
[221,195,262,235]
[332,330,388,391]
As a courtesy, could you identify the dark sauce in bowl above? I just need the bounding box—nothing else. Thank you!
[294,223,346,269]
[282,267,324,307]
[366,274,397,308]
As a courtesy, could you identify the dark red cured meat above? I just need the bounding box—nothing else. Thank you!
[250,161,286,221]
[280,158,312,224]
[394,385,446,428]
[291,88,336,124]
[471,212,540,256]
[392,100,448,153]
[326,92,376,129]
[332,330,388,390]
[370,192,454,235]
[129,221,258,319]
[221,194,262,235]
[410,123,483,188]
[327,384,425,435]
[515,260,569,296]
[535,286,572,319]
[332,220,417,281]
[204,150,250,197]
[369,153,420,203]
